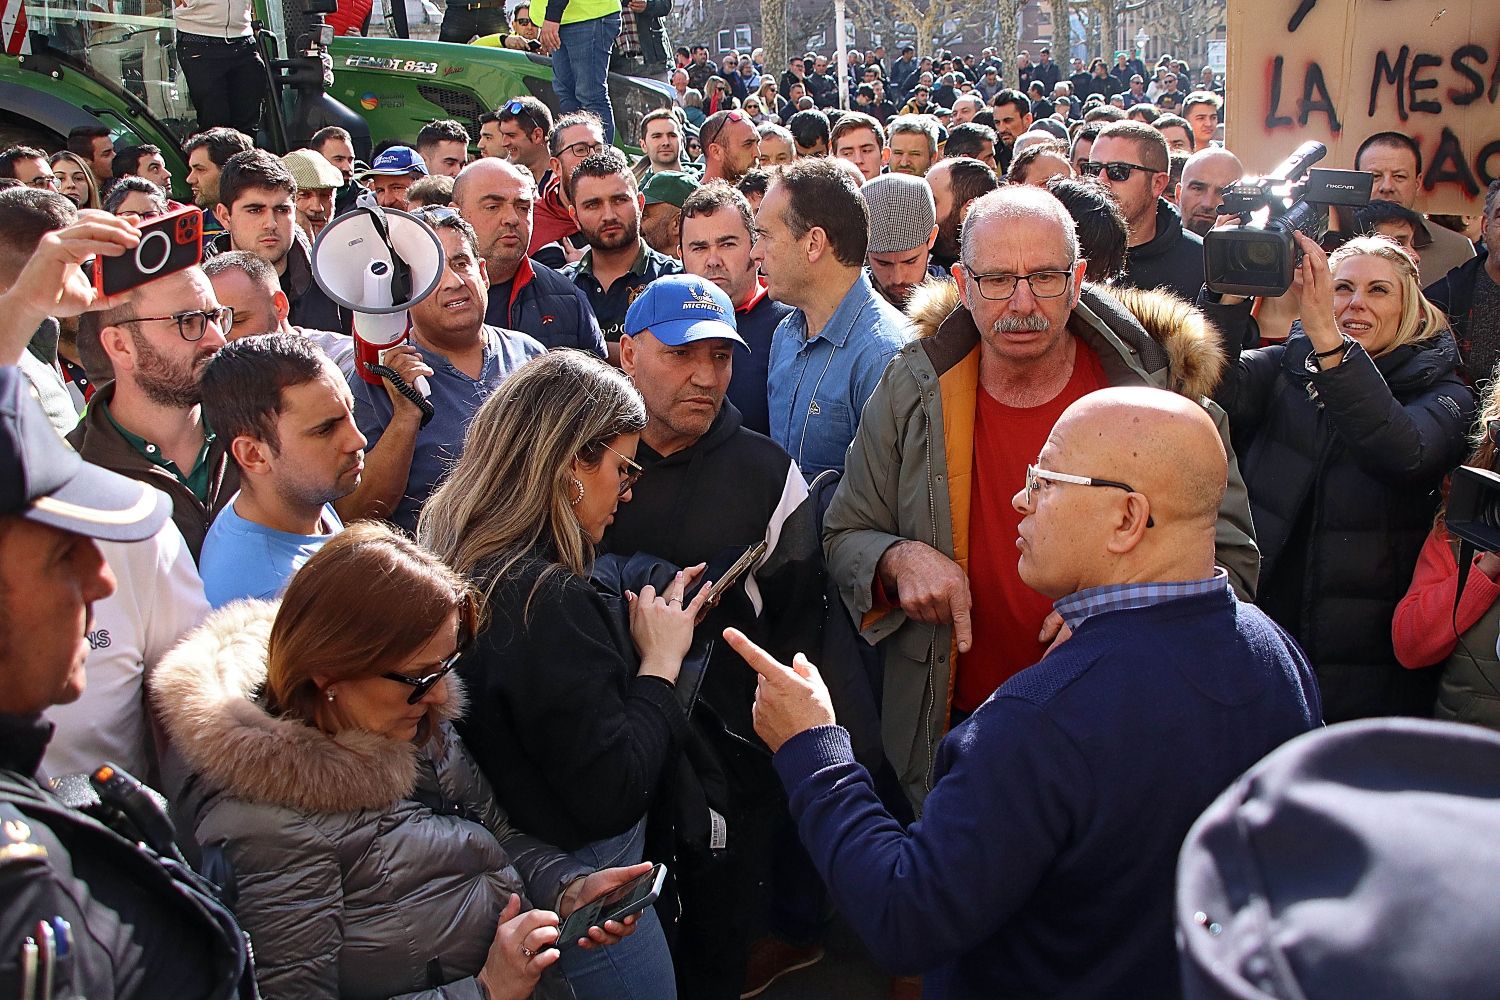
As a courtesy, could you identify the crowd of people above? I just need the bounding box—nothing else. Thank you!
[3,13,1500,1000]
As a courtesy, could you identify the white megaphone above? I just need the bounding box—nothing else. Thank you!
[311,190,445,418]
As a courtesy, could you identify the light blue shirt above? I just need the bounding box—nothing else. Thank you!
[351,325,545,532]
[768,272,910,478]
[200,497,344,608]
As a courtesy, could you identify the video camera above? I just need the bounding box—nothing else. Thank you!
[1448,466,1500,553]
[1204,141,1373,297]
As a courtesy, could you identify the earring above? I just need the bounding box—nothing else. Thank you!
[326,688,336,702]
[570,478,585,506]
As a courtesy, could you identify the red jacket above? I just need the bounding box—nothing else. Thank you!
[1392,523,1500,668]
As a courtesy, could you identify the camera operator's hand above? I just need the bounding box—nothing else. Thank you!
[0,212,138,365]
[1293,232,1342,359]
[376,344,434,421]
[539,18,561,54]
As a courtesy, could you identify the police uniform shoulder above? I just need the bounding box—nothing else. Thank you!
[0,802,48,866]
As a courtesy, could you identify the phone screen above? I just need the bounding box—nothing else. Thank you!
[555,864,666,949]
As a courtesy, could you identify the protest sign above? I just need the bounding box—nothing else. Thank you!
[1227,0,1500,213]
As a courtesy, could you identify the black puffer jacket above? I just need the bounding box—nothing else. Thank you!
[1214,326,1475,721]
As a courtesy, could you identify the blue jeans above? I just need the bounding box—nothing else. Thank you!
[551,11,620,143]
[559,818,677,1000]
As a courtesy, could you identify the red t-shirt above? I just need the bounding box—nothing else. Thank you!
[956,343,1109,712]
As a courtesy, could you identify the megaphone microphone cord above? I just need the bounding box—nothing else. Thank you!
[368,362,436,427]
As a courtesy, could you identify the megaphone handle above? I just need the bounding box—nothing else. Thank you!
[367,362,436,428]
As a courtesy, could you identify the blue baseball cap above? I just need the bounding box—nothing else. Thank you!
[623,274,747,349]
[358,146,428,178]
[0,368,169,541]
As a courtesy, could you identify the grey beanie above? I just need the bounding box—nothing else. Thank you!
[861,173,937,253]
[1177,718,1500,1000]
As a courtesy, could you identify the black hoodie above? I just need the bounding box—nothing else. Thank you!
[601,400,825,741]
[1121,197,1206,303]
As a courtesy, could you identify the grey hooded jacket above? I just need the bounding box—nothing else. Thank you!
[151,601,589,1000]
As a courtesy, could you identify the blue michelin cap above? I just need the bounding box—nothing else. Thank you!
[358,145,428,178]
[623,274,747,349]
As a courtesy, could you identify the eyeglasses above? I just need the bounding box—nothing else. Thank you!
[604,443,644,496]
[559,139,605,160]
[699,111,748,148]
[383,645,464,705]
[1487,418,1500,445]
[512,15,532,25]
[1080,160,1161,182]
[502,97,543,137]
[962,267,1074,301]
[27,174,59,190]
[1025,464,1154,528]
[117,306,233,342]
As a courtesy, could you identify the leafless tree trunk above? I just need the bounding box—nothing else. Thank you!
[761,0,787,71]
[1050,0,1070,57]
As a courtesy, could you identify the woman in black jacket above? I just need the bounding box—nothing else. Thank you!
[1213,233,1476,721]
[418,351,712,1000]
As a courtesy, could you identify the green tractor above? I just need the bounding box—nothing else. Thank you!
[0,0,669,199]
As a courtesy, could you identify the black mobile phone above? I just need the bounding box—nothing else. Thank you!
[555,863,667,950]
[94,205,203,297]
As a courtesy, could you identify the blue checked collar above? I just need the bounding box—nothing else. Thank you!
[1053,567,1230,632]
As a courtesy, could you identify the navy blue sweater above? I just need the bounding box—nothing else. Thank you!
[774,588,1321,999]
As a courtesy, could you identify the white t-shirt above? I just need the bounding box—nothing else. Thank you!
[42,517,209,783]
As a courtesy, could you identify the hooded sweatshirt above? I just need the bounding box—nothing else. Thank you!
[1121,197,1205,304]
[601,400,825,741]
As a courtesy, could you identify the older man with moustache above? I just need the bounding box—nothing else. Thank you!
[452,156,604,355]
[281,148,343,241]
[530,111,606,260]
[823,185,1260,811]
[727,386,1319,1000]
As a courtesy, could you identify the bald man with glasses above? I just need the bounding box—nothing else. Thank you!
[729,385,1317,1000]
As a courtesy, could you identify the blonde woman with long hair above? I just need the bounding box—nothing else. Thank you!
[419,350,709,1000]
[1211,233,1475,722]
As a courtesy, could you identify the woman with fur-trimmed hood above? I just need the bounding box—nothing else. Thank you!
[151,523,647,1000]
[823,185,1260,812]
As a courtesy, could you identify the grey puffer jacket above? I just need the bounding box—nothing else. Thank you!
[151,601,590,1000]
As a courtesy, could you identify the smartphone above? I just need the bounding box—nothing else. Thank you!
[555,863,667,950]
[694,540,767,623]
[94,205,203,297]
